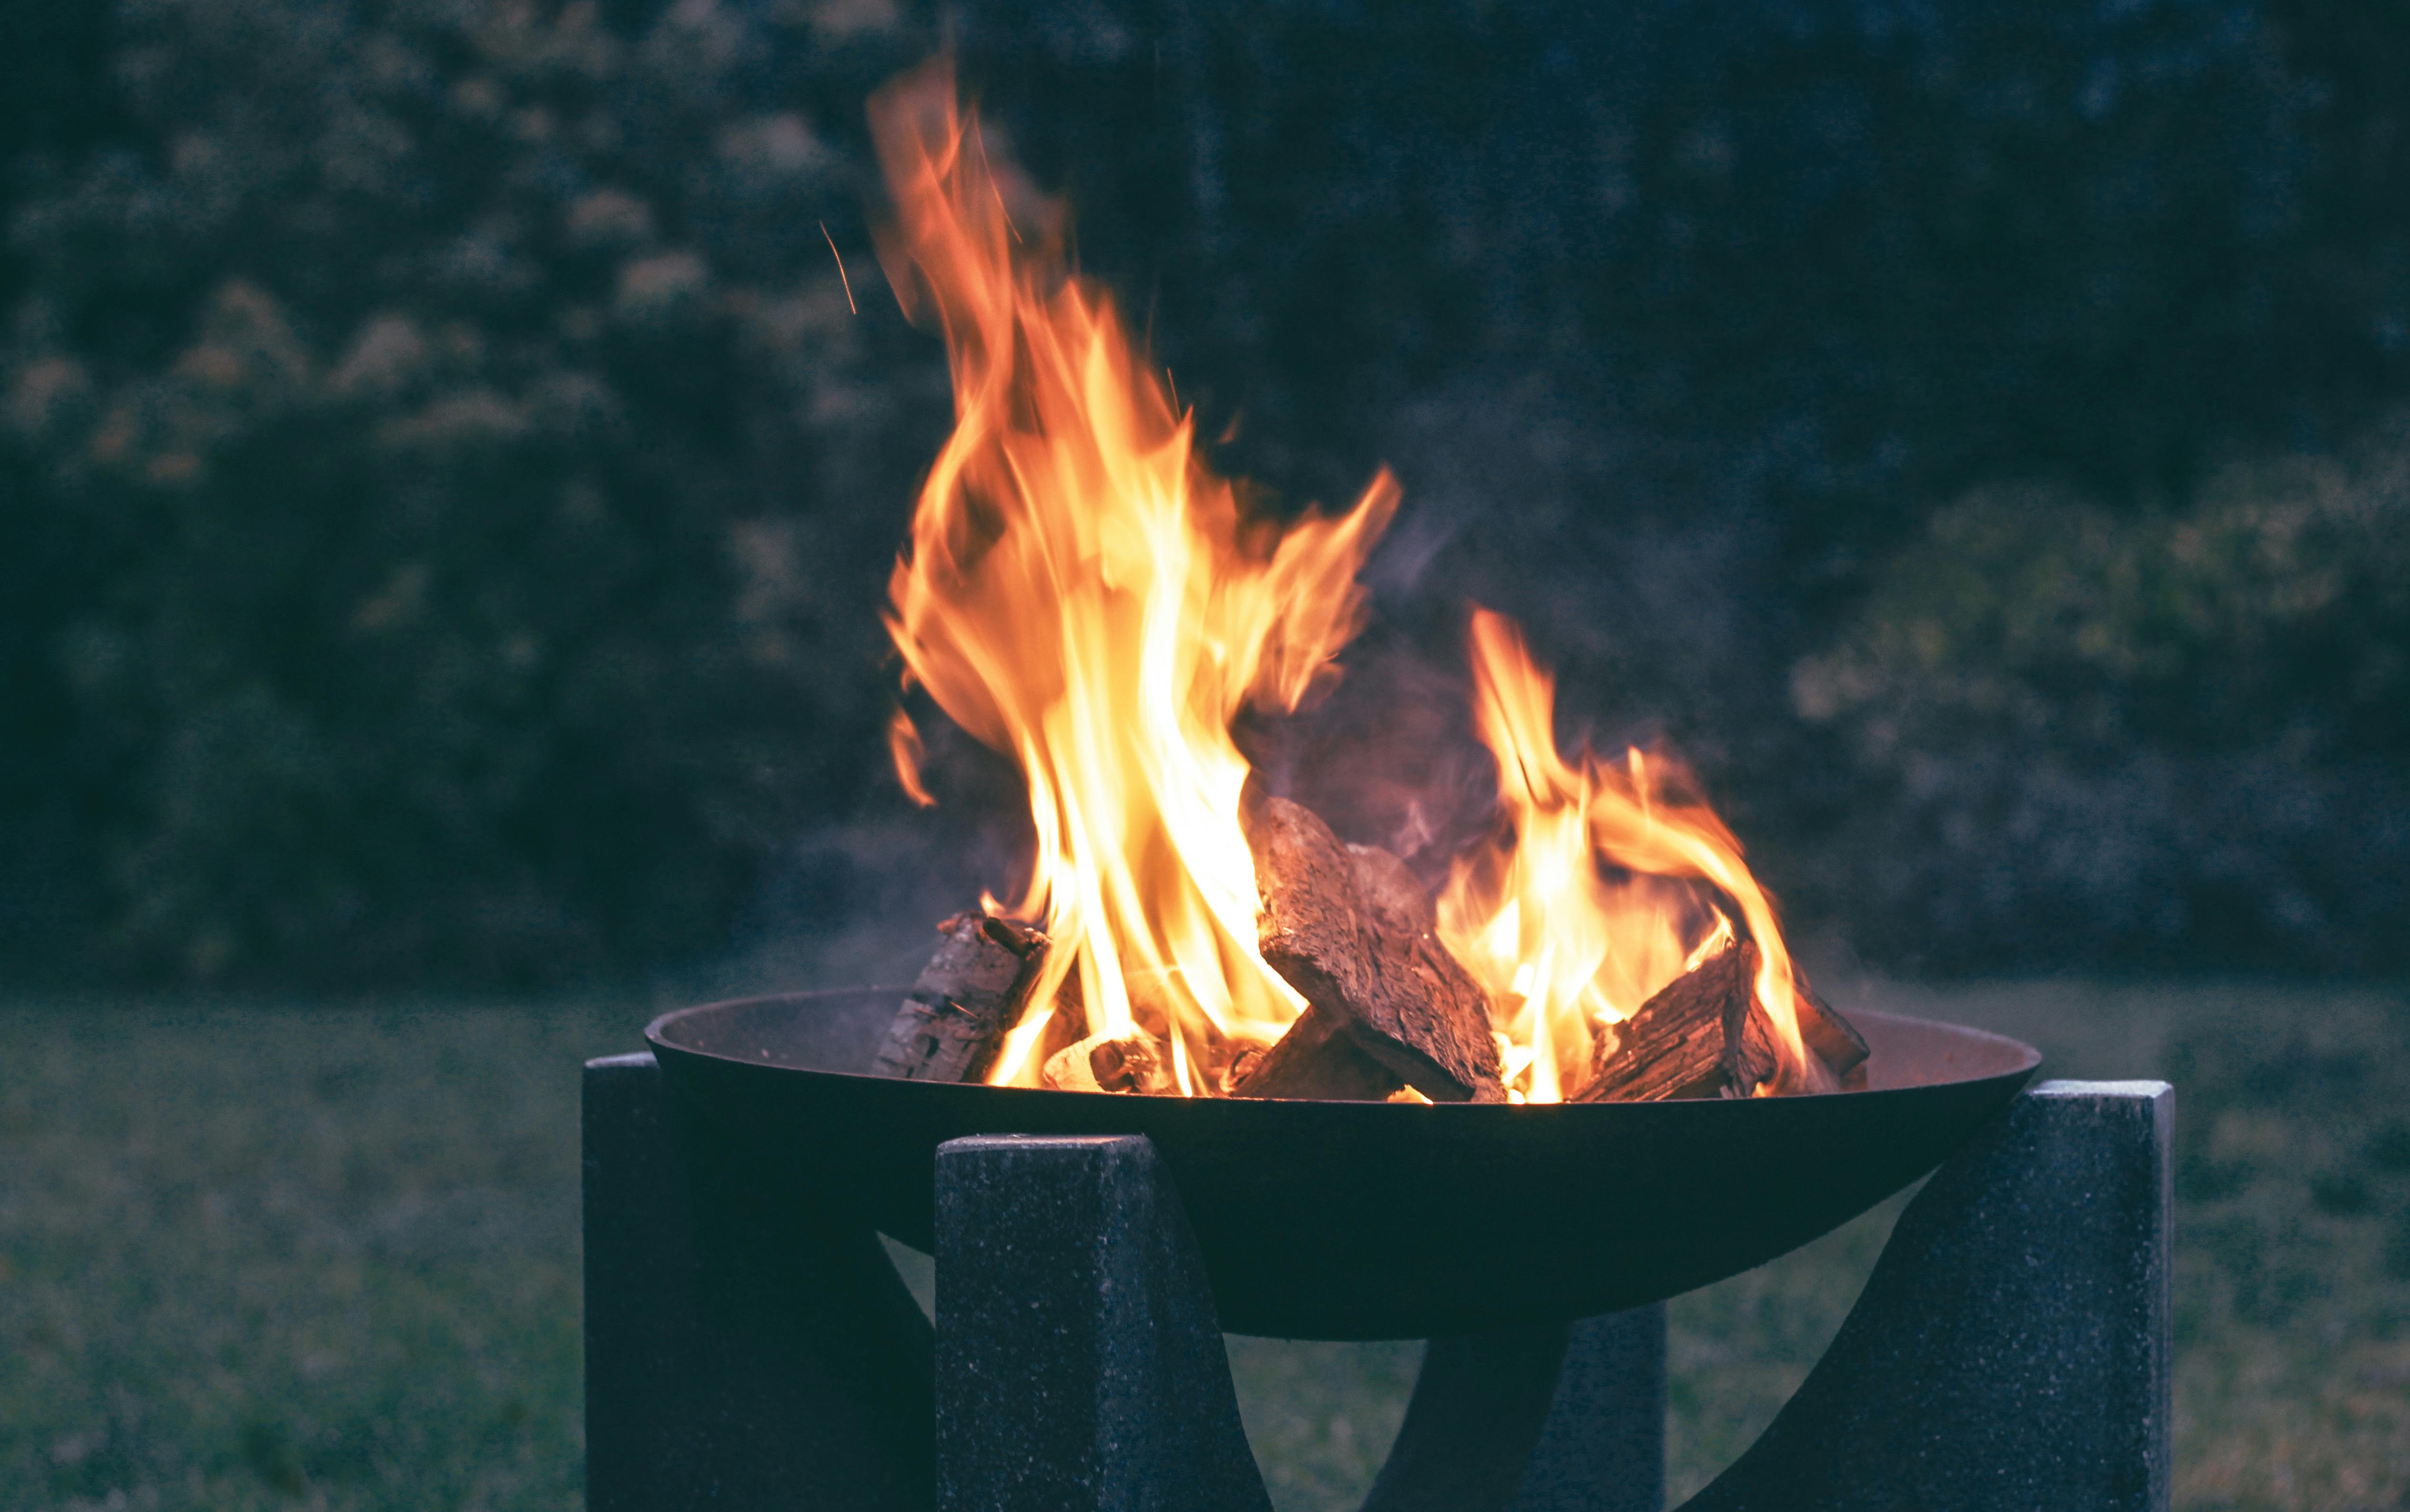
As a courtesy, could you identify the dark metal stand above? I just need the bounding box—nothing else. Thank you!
[585,1065,2168,1512]
[583,1054,934,1512]
[1356,1313,1666,1512]
[1681,1082,2172,1512]
[933,1134,1272,1512]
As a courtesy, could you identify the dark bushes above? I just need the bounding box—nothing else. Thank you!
[5,0,2409,983]
[1794,429,2410,971]
[1,0,940,982]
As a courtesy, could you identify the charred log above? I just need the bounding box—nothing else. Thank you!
[1729,971,1845,1096]
[1244,794,1506,1103]
[1579,936,1860,1100]
[869,912,1050,1084]
[1794,979,1871,1081]
[1193,1035,1258,1096]
[1226,1005,1408,1101]
[1572,937,1753,1103]
[1346,843,1436,937]
[1722,944,1781,1098]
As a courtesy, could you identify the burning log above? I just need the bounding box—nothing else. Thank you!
[1574,937,1754,1103]
[1345,842,1436,937]
[1732,972,1861,1095]
[869,912,1051,1083]
[1199,1037,1263,1096]
[1795,979,1871,1085]
[1723,950,1781,1098]
[1239,794,1506,1103]
[1041,1029,1177,1095]
[1576,936,1871,1101]
[1223,1007,1406,1101]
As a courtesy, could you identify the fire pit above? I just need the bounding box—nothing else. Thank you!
[583,64,2169,1512]
[647,988,2037,1339]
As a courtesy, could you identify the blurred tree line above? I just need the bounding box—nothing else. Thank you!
[2,0,2404,986]
[0,0,944,983]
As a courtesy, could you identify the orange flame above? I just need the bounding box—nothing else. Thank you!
[1437,609,1829,1100]
[872,65,1397,1089]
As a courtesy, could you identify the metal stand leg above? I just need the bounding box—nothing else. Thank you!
[584,1052,934,1512]
[934,1134,1273,1512]
[1679,1079,2172,1512]
[1362,1307,1666,1512]
[935,1132,1668,1512]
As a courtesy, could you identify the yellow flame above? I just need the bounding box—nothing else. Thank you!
[1437,609,1823,1099]
[872,63,1397,1083]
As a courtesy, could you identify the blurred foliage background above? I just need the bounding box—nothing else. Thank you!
[2,0,2406,987]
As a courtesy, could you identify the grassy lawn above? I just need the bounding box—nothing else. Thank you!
[3,978,2405,1510]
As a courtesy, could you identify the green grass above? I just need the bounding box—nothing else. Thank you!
[3,979,2405,1510]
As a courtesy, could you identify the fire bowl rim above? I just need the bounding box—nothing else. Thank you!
[644,989,2040,1338]
[645,989,2042,1105]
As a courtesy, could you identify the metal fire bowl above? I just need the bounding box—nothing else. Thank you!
[647,989,2039,1340]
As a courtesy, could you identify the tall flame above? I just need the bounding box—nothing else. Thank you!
[1436,609,1829,1100]
[873,69,1828,1102]
[873,65,1397,1089]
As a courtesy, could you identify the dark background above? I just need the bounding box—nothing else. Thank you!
[3,0,2405,989]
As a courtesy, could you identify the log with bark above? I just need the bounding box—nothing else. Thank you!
[1223,1006,1405,1101]
[1723,949,1782,1098]
[1232,794,1506,1103]
[1728,969,1857,1095]
[1574,936,1756,1103]
[868,912,1051,1083]
[1574,936,1869,1101]
[1794,978,1871,1087]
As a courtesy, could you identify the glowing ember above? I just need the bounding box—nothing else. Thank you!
[871,66,1829,1099]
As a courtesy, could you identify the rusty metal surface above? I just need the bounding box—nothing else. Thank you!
[647,990,2039,1340]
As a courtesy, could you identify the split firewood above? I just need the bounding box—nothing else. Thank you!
[1574,936,1754,1103]
[1722,945,1781,1098]
[1224,1005,1407,1101]
[1240,794,1505,1103]
[1041,1029,1177,1095]
[1735,970,1862,1095]
[1345,843,1435,937]
[1793,978,1870,1084]
[869,911,1050,1083]
[1577,935,1864,1100]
